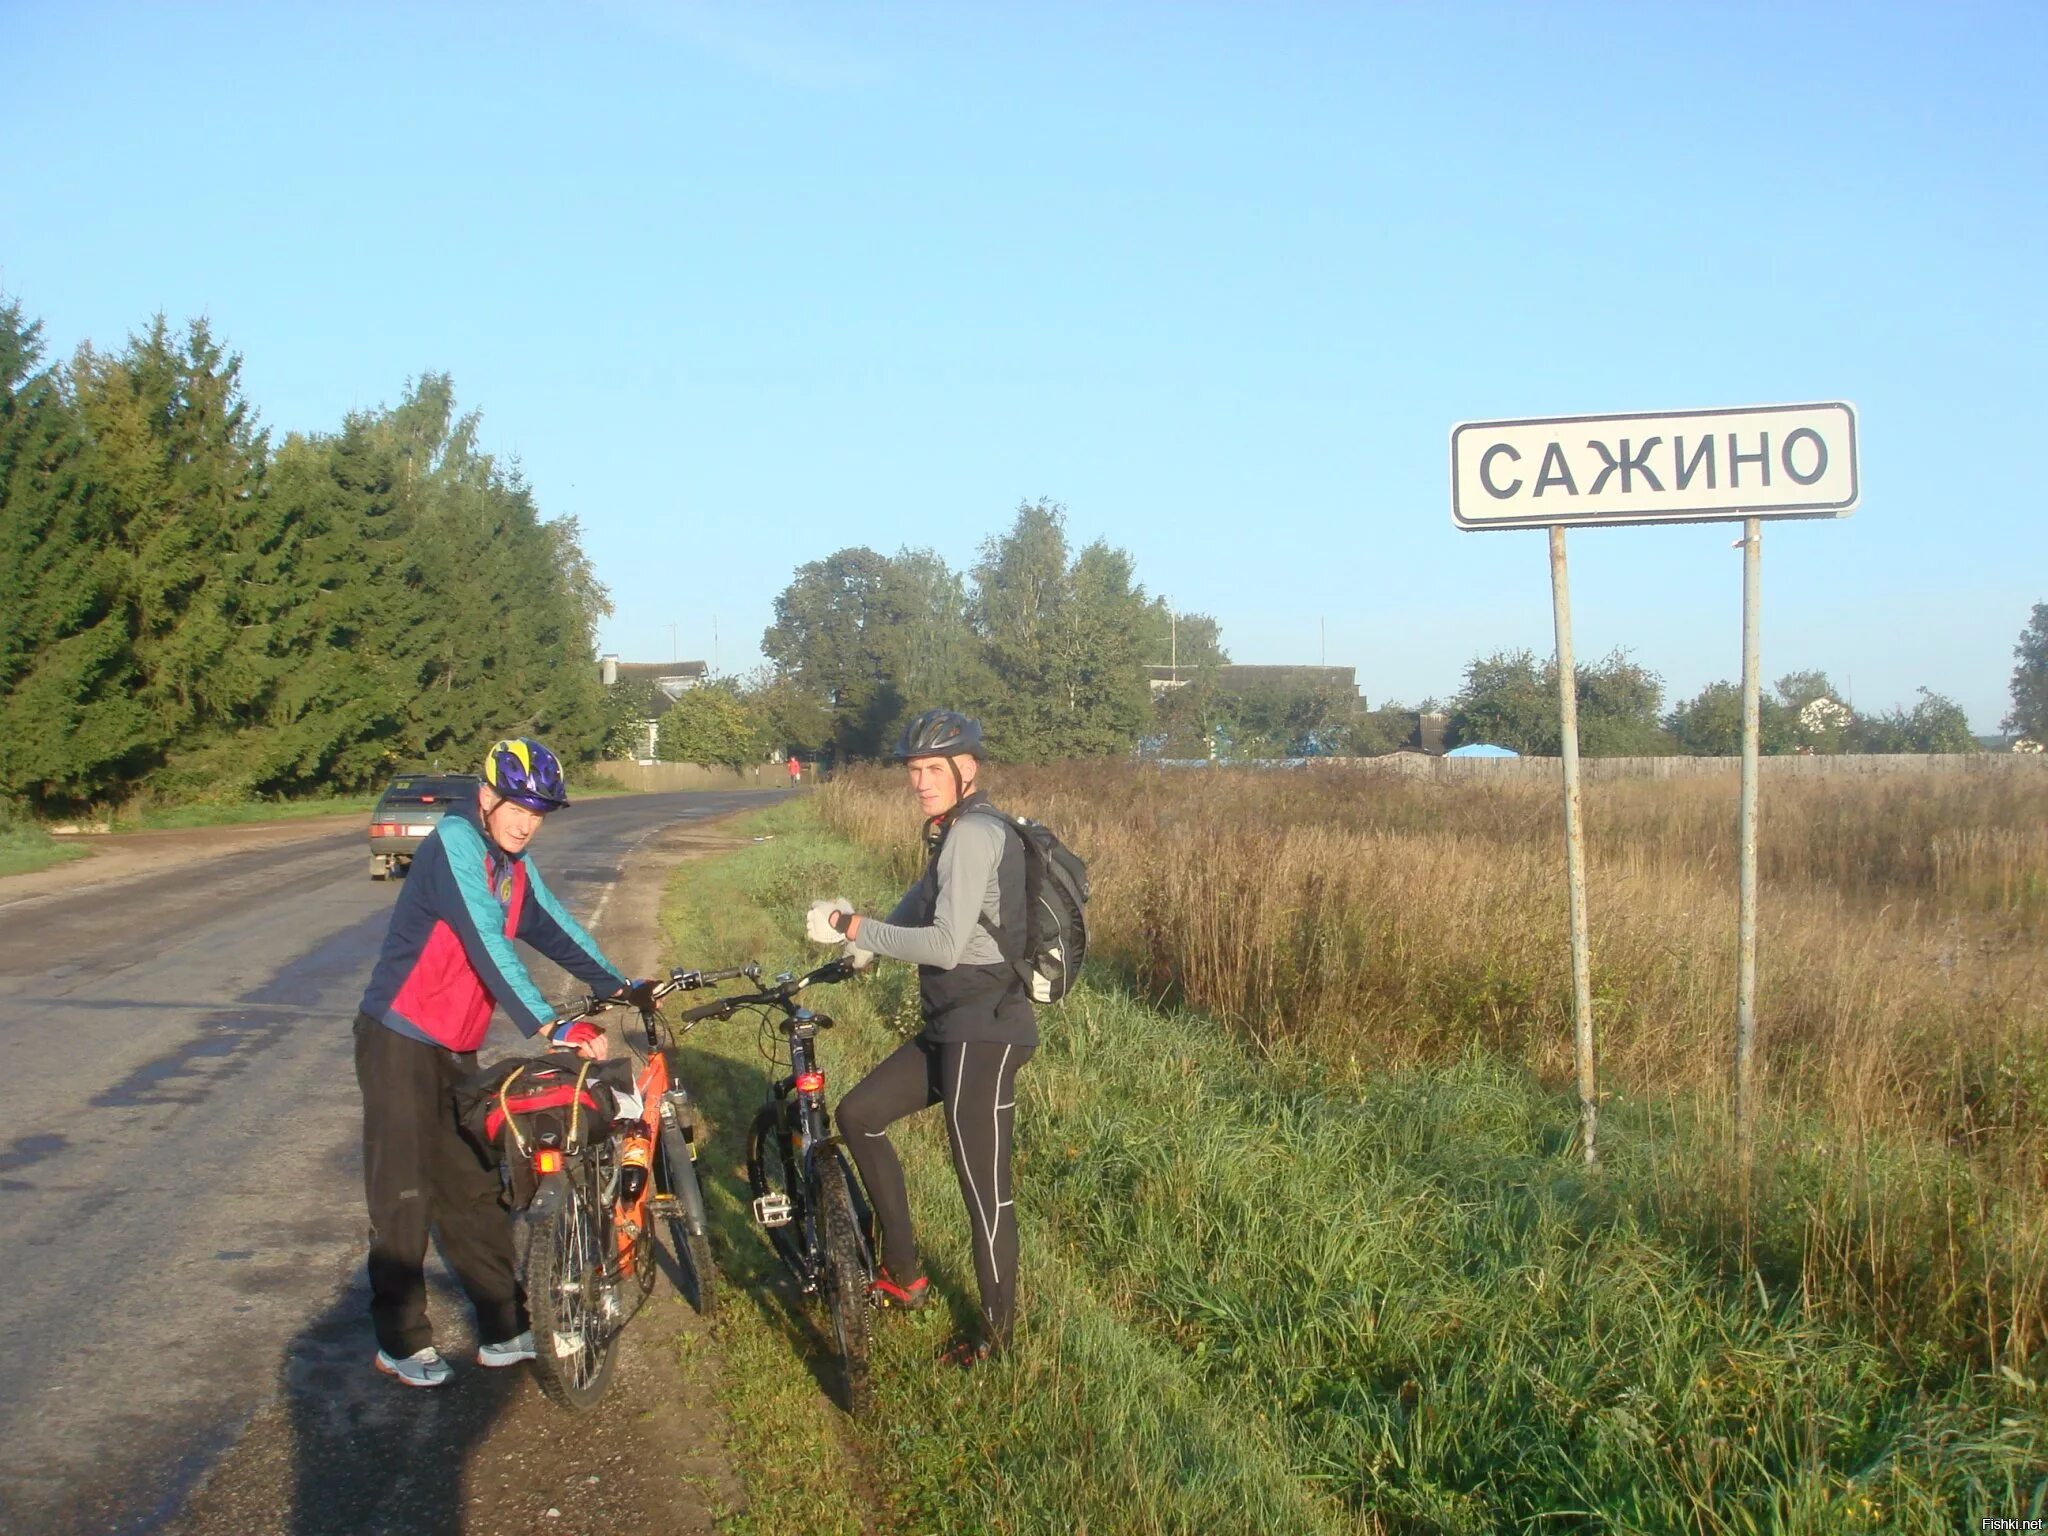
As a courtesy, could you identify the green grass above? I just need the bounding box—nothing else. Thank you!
[656,804,2047,1535]
[108,793,379,831]
[0,824,91,878]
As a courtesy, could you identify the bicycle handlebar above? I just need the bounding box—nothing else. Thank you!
[675,958,857,1025]
[560,963,764,1024]
[666,963,761,991]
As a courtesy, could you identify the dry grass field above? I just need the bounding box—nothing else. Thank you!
[820,762,2048,1378]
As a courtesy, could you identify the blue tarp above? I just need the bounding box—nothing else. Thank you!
[1445,743,1520,758]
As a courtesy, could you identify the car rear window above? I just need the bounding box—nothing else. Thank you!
[380,776,479,807]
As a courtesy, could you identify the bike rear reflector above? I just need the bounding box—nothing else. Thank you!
[534,1147,565,1175]
[795,1071,825,1095]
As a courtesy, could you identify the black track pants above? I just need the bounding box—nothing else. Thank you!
[837,1034,1033,1341]
[353,1014,524,1357]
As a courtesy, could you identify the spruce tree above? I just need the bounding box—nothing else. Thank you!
[70,318,273,794]
[0,301,154,810]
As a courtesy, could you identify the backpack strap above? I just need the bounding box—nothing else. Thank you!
[959,804,1035,988]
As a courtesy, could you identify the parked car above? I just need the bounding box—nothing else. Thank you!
[368,772,481,880]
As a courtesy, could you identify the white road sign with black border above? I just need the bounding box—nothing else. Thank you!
[1451,401,1858,530]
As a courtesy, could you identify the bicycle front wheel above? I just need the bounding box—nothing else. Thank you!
[656,1118,718,1317]
[745,1103,804,1279]
[817,1154,873,1418]
[523,1164,620,1411]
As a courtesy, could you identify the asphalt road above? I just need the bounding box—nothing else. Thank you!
[0,790,788,1536]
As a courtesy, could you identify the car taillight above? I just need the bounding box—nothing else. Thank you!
[795,1071,825,1095]
[372,822,400,836]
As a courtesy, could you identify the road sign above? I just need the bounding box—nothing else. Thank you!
[1451,401,1858,530]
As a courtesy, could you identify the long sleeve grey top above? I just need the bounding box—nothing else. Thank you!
[856,814,1009,970]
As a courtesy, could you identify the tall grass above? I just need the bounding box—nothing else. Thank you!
[659,805,2046,1534]
[818,763,2048,1378]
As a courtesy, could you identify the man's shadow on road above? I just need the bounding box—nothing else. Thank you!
[279,1261,522,1536]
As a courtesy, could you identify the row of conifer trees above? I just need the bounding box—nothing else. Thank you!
[0,298,609,815]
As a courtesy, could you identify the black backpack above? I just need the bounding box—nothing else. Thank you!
[968,806,1091,1005]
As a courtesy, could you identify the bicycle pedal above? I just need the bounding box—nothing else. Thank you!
[753,1193,794,1228]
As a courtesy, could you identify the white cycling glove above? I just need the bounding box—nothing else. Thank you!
[806,897,854,945]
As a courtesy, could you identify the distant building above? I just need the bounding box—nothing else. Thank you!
[600,656,711,758]
[1378,713,1450,756]
[603,658,708,698]
[1147,663,1366,710]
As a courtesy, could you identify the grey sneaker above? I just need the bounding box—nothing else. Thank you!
[476,1330,536,1368]
[375,1346,453,1388]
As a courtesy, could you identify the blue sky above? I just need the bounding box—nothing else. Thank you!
[6,2,2043,729]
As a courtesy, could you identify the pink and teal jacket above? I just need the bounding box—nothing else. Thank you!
[357,796,623,1052]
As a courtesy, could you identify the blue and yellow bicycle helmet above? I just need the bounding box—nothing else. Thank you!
[482,737,571,812]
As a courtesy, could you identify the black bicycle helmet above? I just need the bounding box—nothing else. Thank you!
[893,708,984,761]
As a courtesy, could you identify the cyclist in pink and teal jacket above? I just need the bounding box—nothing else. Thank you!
[353,736,651,1388]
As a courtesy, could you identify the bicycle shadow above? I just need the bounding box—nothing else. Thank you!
[669,1043,882,1414]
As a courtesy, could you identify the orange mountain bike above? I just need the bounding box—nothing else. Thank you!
[479,963,758,1410]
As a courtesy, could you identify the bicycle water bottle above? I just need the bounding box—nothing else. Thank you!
[618,1131,652,1203]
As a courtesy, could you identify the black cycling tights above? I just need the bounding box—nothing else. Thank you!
[837,1034,1033,1342]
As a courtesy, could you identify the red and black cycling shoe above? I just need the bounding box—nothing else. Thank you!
[940,1332,997,1369]
[871,1265,929,1311]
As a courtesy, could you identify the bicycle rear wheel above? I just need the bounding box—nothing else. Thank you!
[655,1115,718,1317]
[524,1163,620,1411]
[817,1154,873,1418]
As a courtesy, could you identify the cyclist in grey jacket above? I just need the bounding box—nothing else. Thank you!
[807,709,1032,1366]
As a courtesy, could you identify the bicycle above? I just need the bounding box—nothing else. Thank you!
[675,957,878,1415]
[480,963,757,1410]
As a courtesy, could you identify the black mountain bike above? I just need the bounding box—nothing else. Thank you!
[678,958,878,1415]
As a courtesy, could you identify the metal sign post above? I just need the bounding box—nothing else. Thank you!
[1548,526,1599,1165]
[1450,403,1858,1168]
[1735,517,1762,1180]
